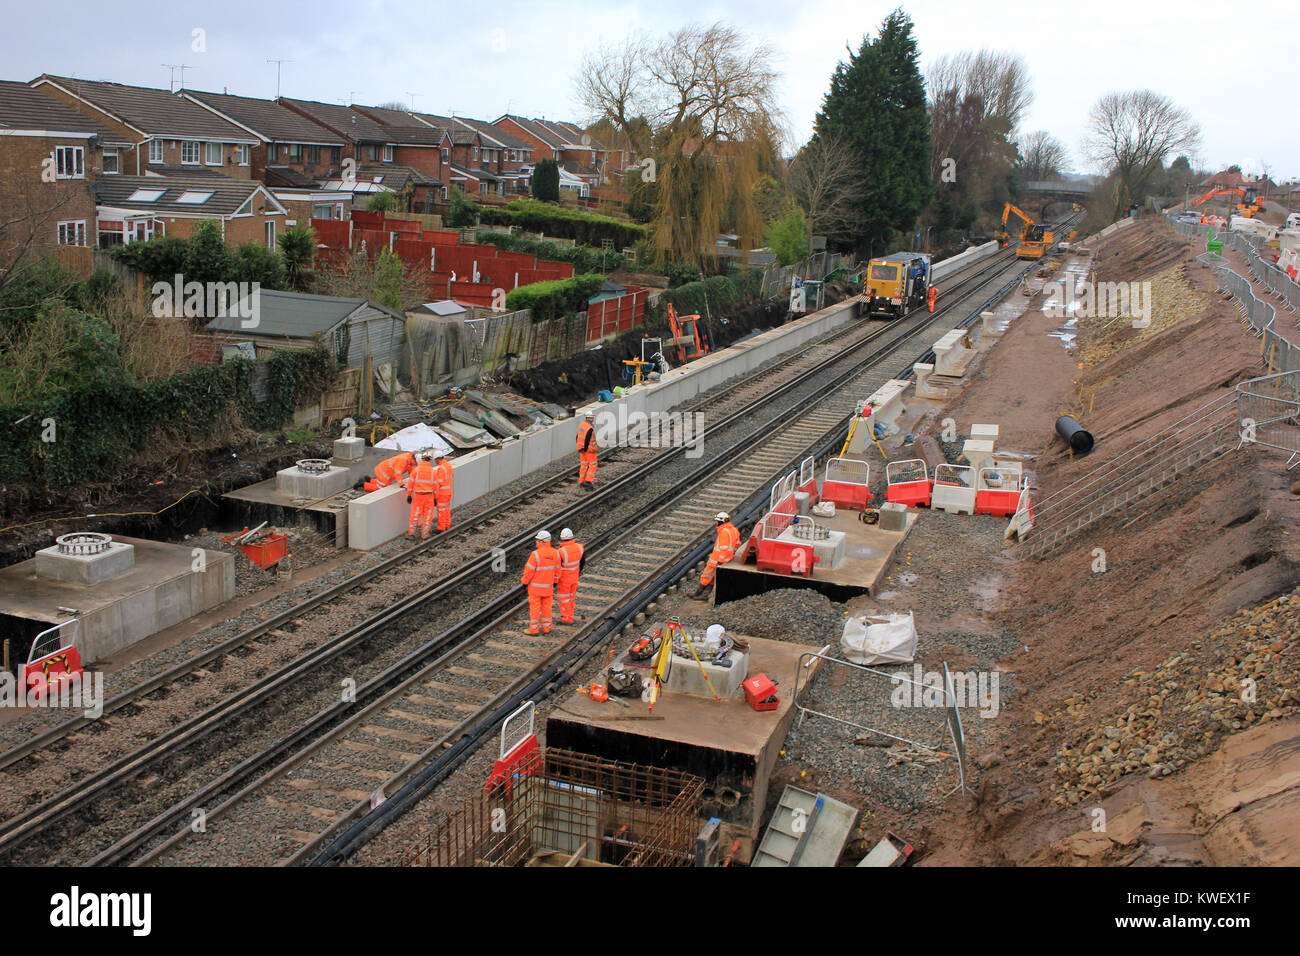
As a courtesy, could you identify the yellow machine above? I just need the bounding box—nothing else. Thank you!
[997,203,1054,260]
[861,252,932,319]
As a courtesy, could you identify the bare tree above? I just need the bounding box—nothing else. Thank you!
[927,49,1032,135]
[0,180,87,301]
[1018,130,1068,181]
[575,22,785,264]
[788,134,865,240]
[1082,89,1200,217]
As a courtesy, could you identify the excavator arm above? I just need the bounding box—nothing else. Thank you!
[996,203,1036,241]
[1194,187,1244,207]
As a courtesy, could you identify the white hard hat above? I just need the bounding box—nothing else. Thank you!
[706,624,726,643]
[714,512,730,522]
[585,412,595,420]
[560,528,574,541]
[535,530,551,542]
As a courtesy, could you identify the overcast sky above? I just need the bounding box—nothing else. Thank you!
[6,0,1297,180]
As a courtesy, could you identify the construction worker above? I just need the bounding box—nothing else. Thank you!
[521,530,560,634]
[927,285,938,312]
[432,452,454,532]
[404,453,437,539]
[362,451,414,492]
[556,528,586,625]
[576,411,598,490]
[695,512,740,596]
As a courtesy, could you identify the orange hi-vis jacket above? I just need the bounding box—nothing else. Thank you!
[557,540,584,587]
[407,460,437,495]
[433,460,454,501]
[522,544,560,589]
[711,522,741,564]
[376,452,415,485]
[576,420,598,455]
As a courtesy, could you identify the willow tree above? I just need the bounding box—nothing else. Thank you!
[575,23,783,266]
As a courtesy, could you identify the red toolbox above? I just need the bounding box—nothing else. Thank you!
[743,673,780,711]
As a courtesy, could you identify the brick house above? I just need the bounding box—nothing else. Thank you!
[493,115,611,190]
[0,79,129,268]
[29,75,260,179]
[179,89,348,184]
[94,174,288,248]
[348,105,447,198]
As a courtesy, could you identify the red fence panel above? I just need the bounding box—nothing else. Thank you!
[450,280,497,308]
[351,210,385,229]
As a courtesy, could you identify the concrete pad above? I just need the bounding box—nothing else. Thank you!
[347,484,408,550]
[716,508,917,604]
[0,536,233,665]
[34,541,135,586]
[547,634,823,864]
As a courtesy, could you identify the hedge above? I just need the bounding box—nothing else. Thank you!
[478,232,625,274]
[0,348,334,489]
[479,199,645,248]
[505,274,605,323]
[662,273,752,319]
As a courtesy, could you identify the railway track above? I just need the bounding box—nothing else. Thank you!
[0,232,1061,866]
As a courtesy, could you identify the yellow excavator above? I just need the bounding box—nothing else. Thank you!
[996,203,1054,260]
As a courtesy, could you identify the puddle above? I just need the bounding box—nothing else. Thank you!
[892,571,918,586]
[849,545,885,559]
[1047,316,1077,346]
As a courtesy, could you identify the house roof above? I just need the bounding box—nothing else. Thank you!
[32,75,258,143]
[534,118,597,148]
[263,166,320,188]
[412,300,468,317]
[141,165,231,179]
[358,163,440,190]
[94,174,281,217]
[182,90,345,146]
[352,106,447,146]
[1201,170,1253,188]
[450,116,530,150]
[496,114,566,149]
[279,98,392,142]
[0,80,128,143]
[415,113,479,145]
[448,163,498,182]
[207,289,401,336]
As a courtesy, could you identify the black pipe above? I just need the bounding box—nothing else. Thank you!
[1055,416,1094,454]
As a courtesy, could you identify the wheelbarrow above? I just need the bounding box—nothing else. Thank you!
[222,522,290,569]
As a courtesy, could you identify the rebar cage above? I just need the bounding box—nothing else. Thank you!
[402,749,704,867]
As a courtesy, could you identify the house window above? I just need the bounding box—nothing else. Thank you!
[307,145,320,164]
[265,220,277,249]
[330,146,341,165]
[56,220,86,246]
[54,146,84,179]
[288,143,302,162]
[206,142,223,165]
[148,139,164,164]
[473,146,479,162]
[335,202,344,218]
[235,145,249,165]
[382,145,393,163]
[441,146,449,162]
[366,145,379,161]
[102,149,119,174]
[181,141,201,164]
[313,204,333,219]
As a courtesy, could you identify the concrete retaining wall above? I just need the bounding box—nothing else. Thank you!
[933,241,998,283]
[348,295,861,550]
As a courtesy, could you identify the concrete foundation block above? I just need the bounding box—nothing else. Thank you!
[34,541,135,586]
[348,484,409,550]
[666,647,750,699]
[520,427,552,476]
[487,438,524,489]
[878,502,908,532]
[333,436,365,461]
[550,416,581,461]
[811,529,847,570]
[450,448,492,509]
[275,464,354,499]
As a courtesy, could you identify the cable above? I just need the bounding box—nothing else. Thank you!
[0,488,217,536]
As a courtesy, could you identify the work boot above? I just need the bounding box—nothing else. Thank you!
[690,583,708,599]
[542,626,552,634]
[527,626,540,635]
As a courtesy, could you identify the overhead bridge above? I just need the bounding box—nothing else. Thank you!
[1023,180,1093,202]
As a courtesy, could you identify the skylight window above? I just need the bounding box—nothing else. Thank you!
[126,188,165,202]
[176,190,215,204]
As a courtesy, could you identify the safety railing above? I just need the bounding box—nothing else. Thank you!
[769,471,797,515]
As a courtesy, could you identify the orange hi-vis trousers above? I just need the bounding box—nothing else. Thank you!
[528,585,554,635]
[579,452,597,484]
[700,523,741,587]
[434,493,452,532]
[409,494,436,538]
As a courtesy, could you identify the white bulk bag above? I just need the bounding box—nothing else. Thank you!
[840,612,916,664]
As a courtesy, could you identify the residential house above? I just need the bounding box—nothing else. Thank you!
[0,79,127,266]
[492,115,609,191]
[348,105,447,202]
[29,75,260,179]
[179,89,348,184]
[93,174,288,248]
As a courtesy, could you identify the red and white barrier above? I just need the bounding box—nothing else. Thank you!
[821,457,872,510]
[932,463,976,515]
[885,459,932,508]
